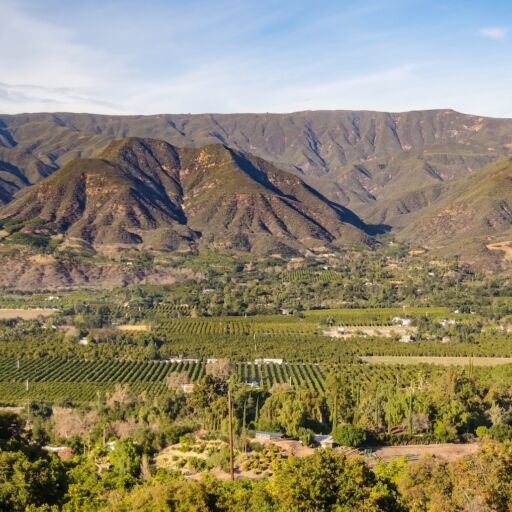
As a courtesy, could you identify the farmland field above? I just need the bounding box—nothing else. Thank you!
[0,356,448,403]
[150,307,452,338]
[361,356,512,366]
[0,308,58,319]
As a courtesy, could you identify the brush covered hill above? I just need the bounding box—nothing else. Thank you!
[0,138,371,256]
[397,157,512,261]
[1,110,512,224]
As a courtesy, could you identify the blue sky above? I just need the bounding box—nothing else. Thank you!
[1,0,511,116]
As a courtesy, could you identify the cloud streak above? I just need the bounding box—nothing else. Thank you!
[479,27,508,40]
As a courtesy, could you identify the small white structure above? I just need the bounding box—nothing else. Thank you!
[106,441,117,451]
[399,334,415,343]
[181,383,195,394]
[206,358,218,364]
[78,337,89,346]
[254,431,285,441]
[313,434,334,448]
[248,380,259,388]
[393,317,412,327]
[167,357,200,363]
[254,358,284,365]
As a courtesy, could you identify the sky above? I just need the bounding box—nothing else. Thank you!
[1,0,512,116]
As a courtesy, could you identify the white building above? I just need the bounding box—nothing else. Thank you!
[254,358,284,365]
[313,434,334,448]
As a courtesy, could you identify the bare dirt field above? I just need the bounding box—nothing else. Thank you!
[0,406,24,414]
[115,324,150,332]
[487,241,512,260]
[271,438,314,457]
[0,308,58,320]
[361,356,512,366]
[370,442,479,462]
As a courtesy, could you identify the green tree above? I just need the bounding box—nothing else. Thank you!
[110,438,141,485]
[272,449,397,511]
[331,424,367,447]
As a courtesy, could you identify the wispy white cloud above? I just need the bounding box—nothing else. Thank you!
[0,82,123,114]
[1,0,512,117]
[479,26,508,40]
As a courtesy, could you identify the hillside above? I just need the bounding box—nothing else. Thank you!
[1,110,511,224]
[0,137,370,256]
[398,157,512,261]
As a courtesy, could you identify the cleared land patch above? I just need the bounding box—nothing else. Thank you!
[361,356,512,366]
[486,240,512,260]
[370,442,479,462]
[115,324,150,332]
[0,308,58,319]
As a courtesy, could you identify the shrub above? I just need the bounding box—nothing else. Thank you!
[207,447,231,473]
[188,456,208,472]
[179,434,194,447]
[297,427,315,447]
[488,424,512,442]
[332,424,366,447]
[434,421,457,443]
[475,426,489,438]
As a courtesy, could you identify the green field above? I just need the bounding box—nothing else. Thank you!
[0,356,447,403]
[151,306,452,337]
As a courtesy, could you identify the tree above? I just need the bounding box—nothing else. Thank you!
[0,450,66,511]
[332,424,367,447]
[63,460,106,511]
[205,359,233,381]
[325,373,357,426]
[272,449,398,511]
[398,456,455,512]
[0,412,24,443]
[451,441,512,511]
[110,438,141,485]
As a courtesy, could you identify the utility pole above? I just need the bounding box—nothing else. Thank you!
[227,387,235,481]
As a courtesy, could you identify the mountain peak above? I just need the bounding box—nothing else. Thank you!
[0,137,371,255]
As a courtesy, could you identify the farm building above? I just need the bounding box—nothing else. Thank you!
[181,384,195,394]
[254,358,284,365]
[43,446,75,459]
[167,357,200,363]
[254,431,285,441]
[393,317,413,327]
[313,434,334,448]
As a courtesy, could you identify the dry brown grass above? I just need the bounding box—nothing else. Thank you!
[371,442,479,462]
[115,324,150,332]
[0,308,58,320]
[486,241,512,260]
[361,356,512,366]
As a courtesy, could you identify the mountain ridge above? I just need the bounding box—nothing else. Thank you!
[0,137,371,256]
[1,109,511,223]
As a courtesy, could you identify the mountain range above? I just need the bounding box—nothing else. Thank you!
[1,108,512,273]
[0,137,370,257]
